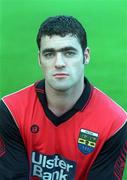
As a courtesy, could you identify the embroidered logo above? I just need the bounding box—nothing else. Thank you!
[78,129,99,155]
[31,124,39,133]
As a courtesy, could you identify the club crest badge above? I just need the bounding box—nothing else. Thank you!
[78,129,99,155]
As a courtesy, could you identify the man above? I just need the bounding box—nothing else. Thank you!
[0,15,127,180]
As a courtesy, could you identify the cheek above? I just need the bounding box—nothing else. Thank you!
[71,60,84,73]
[41,64,53,77]
[40,64,45,73]
[39,62,47,76]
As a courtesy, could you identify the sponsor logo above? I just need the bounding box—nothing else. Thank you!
[78,129,99,155]
[31,152,76,179]
[31,125,39,133]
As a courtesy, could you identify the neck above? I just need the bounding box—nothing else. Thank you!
[45,78,84,116]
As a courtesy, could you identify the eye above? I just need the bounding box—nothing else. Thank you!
[64,51,76,57]
[43,52,55,59]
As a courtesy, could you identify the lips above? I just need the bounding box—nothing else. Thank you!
[53,73,69,78]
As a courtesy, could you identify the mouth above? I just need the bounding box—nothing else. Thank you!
[53,73,69,78]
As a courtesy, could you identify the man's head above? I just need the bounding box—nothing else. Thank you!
[36,15,87,52]
[37,15,90,92]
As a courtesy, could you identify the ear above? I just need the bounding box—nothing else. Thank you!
[84,47,90,64]
[38,51,41,67]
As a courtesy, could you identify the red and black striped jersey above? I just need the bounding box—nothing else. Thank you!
[0,78,127,180]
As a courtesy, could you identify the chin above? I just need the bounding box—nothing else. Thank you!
[50,82,72,91]
[52,85,70,91]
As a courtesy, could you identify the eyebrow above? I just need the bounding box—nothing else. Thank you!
[41,47,78,54]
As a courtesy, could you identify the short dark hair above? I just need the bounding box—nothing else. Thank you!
[36,15,87,51]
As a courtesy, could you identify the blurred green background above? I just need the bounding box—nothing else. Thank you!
[0,0,127,178]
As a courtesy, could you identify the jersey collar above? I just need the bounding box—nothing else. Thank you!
[35,77,93,126]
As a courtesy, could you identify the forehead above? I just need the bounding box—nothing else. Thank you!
[40,35,82,50]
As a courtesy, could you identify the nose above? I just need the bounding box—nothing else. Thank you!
[55,53,66,69]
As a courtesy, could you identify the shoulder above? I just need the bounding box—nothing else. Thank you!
[88,87,127,138]
[2,80,45,107]
[2,83,35,103]
[92,87,126,118]
[1,82,40,113]
[1,83,38,125]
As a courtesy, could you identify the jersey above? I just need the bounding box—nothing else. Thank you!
[0,78,127,180]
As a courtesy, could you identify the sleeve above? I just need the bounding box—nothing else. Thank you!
[87,121,127,180]
[0,100,29,179]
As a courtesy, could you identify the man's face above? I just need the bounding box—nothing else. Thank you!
[39,35,89,91]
